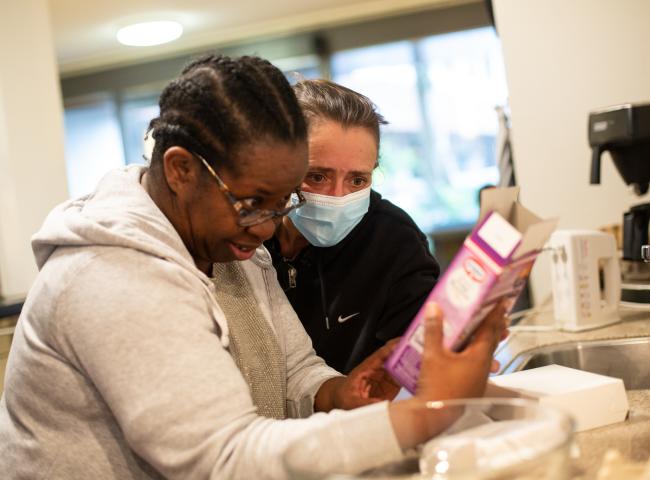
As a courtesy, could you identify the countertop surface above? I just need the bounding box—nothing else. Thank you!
[3,307,650,477]
[496,306,650,478]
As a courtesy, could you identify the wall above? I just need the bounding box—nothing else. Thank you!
[492,0,650,303]
[0,0,69,298]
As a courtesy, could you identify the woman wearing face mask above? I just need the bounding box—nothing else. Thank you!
[266,80,440,374]
[0,56,507,479]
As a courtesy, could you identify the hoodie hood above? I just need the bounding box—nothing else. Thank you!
[31,165,229,345]
[33,166,192,270]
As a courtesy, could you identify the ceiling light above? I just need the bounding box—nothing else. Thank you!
[117,21,183,47]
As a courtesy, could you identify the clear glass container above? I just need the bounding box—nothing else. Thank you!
[283,398,574,480]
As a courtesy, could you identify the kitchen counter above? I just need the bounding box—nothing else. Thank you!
[495,306,650,478]
[2,306,649,477]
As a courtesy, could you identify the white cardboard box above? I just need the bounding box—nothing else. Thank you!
[486,364,629,432]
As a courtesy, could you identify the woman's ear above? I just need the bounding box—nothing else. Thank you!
[162,147,201,196]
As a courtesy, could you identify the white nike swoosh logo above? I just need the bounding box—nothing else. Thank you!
[337,312,360,323]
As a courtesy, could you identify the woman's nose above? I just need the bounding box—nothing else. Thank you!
[246,217,277,241]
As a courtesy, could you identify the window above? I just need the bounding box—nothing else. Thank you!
[63,95,126,198]
[277,54,322,83]
[332,27,508,233]
[63,92,158,198]
[61,26,508,230]
[62,60,314,199]
[118,94,159,165]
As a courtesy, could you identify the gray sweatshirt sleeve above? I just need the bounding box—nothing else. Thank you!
[54,252,402,479]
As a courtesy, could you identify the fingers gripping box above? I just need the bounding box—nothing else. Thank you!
[385,187,558,393]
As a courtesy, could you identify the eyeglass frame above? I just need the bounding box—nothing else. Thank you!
[190,150,306,227]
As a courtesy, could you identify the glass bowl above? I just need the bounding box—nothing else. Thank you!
[283,398,574,480]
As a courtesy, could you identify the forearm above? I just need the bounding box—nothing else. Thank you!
[388,399,427,449]
[388,398,460,451]
[315,379,453,451]
[314,377,347,412]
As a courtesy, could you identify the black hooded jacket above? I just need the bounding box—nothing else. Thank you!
[265,190,440,374]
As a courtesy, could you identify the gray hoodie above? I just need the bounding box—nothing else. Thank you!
[0,166,402,479]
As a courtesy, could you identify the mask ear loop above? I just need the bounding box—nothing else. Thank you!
[142,129,155,165]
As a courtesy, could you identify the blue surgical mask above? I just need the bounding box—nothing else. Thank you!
[288,188,371,247]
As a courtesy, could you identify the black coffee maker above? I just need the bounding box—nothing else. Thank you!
[589,103,650,303]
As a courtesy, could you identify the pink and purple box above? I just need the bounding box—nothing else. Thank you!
[385,187,558,393]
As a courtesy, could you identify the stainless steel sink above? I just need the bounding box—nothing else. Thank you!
[501,337,650,390]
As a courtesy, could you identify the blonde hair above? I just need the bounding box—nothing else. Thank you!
[293,79,387,159]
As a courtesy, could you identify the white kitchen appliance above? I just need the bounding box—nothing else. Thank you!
[549,230,620,331]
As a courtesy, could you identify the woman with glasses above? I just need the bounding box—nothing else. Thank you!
[0,55,506,479]
[266,80,441,374]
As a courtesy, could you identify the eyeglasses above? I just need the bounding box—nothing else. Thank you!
[192,151,306,227]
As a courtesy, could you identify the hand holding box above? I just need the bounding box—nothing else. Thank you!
[385,187,558,393]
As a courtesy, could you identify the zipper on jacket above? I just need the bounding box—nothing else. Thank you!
[317,258,330,330]
[287,265,297,289]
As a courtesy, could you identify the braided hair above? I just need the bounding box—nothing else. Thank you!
[148,54,307,176]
